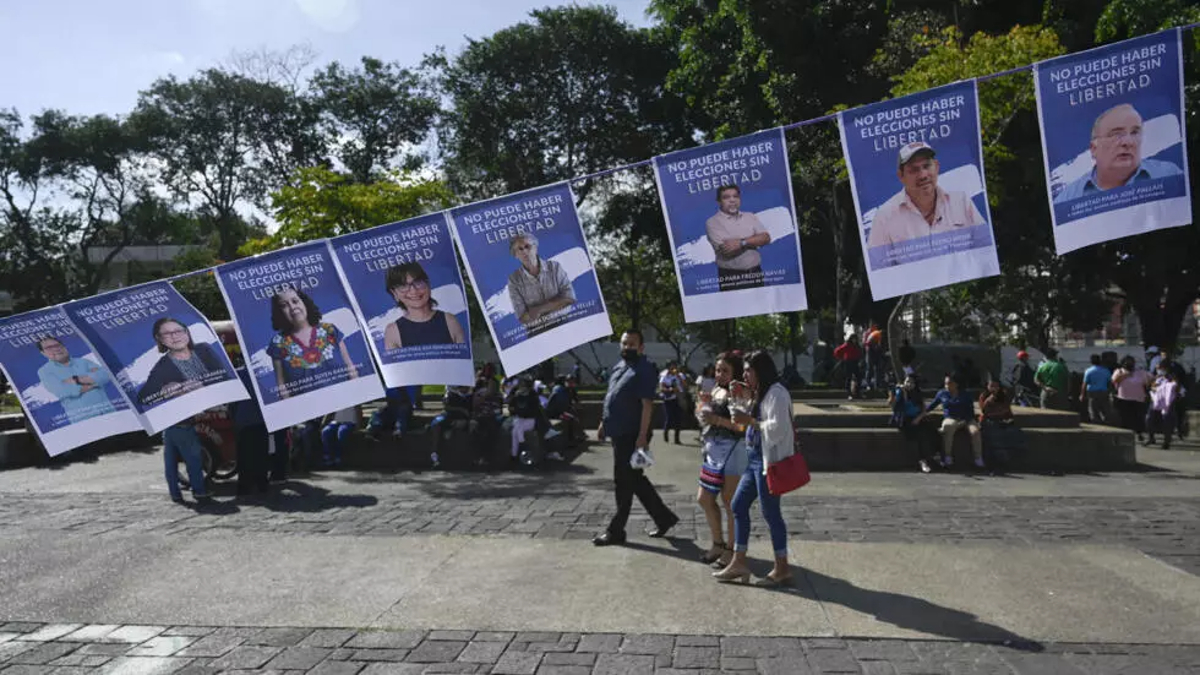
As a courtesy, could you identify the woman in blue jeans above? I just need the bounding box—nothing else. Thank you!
[713,350,794,587]
[163,417,212,505]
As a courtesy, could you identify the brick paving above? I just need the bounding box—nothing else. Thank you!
[0,490,1196,575]
[0,623,1198,675]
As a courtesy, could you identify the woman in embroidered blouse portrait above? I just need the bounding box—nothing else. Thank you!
[268,287,358,399]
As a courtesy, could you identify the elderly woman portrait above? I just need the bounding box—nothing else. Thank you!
[382,262,466,350]
[267,287,358,400]
[137,318,228,407]
[506,232,575,337]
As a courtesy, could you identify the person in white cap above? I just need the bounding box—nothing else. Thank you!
[867,141,987,249]
[1145,346,1162,373]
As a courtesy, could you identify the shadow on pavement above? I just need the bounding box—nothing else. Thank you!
[228,480,379,513]
[622,537,705,563]
[796,568,1045,650]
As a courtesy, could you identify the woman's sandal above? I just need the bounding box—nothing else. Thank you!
[710,546,734,569]
[700,542,729,564]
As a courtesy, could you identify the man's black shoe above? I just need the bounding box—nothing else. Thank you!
[648,514,680,538]
[592,531,626,547]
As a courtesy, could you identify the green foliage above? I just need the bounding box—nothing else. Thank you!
[309,56,440,183]
[438,5,692,201]
[130,69,314,259]
[171,247,230,321]
[242,166,455,254]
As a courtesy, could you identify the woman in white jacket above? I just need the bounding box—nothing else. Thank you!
[713,350,794,587]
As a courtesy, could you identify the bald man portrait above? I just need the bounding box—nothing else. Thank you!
[1054,103,1183,204]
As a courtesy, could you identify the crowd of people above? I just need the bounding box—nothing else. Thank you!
[1013,346,1192,448]
[157,356,589,506]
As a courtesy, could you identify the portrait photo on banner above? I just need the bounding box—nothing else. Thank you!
[652,127,807,322]
[0,307,141,456]
[215,240,383,431]
[329,212,474,388]
[63,281,247,434]
[448,182,610,376]
[1035,28,1190,254]
[839,79,999,300]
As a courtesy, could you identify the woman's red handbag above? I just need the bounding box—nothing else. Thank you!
[766,425,810,495]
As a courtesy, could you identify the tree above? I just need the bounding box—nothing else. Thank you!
[879,25,1114,350]
[437,5,693,203]
[242,166,454,253]
[130,69,315,260]
[309,56,440,183]
[0,109,188,308]
[1085,0,1200,350]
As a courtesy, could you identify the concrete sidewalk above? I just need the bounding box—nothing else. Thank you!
[1,527,1198,646]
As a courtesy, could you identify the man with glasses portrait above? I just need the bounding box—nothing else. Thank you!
[506,232,575,338]
[1054,103,1183,203]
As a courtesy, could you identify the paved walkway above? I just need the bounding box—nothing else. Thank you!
[1,434,1199,673]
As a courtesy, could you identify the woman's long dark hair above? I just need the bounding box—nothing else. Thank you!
[745,350,779,418]
[270,287,323,332]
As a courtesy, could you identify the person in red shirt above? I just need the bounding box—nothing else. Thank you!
[833,334,864,399]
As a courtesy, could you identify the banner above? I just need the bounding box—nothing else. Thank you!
[215,241,385,432]
[839,80,1000,299]
[63,282,248,434]
[651,128,808,321]
[1035,29,1190,254]
[0,307,141,456]
[329,213,474,388]
[448,183,611,375]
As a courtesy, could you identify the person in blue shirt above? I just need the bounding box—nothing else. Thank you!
[914,373,983,470]
[888,374,937,473]
[1079,353,1113,425]
[1053,104,1182,204]
[592,329,679,546]
[35,336,116,424]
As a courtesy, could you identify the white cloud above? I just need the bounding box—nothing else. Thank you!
[293,0,360,32]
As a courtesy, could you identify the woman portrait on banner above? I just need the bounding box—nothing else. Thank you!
[382,262,466,349]
[137,318,229,408]
[267,286,358,399]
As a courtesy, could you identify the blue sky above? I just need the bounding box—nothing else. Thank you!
[0,0,654,118]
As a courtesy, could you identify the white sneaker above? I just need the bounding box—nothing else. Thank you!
[546,451,564,461]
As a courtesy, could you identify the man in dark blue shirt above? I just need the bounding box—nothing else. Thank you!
[593,330,679,546]
[914,374,983,470]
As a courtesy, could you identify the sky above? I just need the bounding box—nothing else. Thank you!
[0,0,655,118]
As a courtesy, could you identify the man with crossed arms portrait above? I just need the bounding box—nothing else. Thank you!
[705,184,771,291]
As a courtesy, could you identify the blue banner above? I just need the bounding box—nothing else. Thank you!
[651,128,807,321]
[1035,29,1190,253]
[329,213,474,388]
[63,282,247,434]
[215,241,384,432]
[0,307,141,455]
[448,183,611,376]
[839,79,1000,299]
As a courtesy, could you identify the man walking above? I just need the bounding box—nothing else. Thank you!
[593,330,679,546]
[1079,354,1113,424]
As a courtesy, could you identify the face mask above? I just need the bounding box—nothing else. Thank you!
[621,349,639,362]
